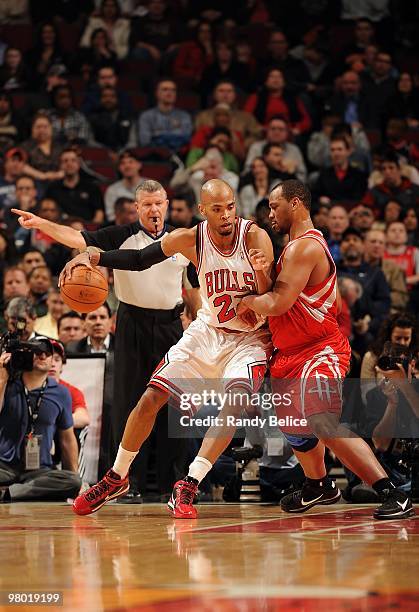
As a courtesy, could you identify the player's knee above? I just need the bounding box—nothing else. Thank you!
[134,387,167,419]
[284,433,319,453]
[307,413,340,439]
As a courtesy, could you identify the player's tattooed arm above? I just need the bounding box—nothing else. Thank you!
[245,225,274,294]
[240,240,317,316]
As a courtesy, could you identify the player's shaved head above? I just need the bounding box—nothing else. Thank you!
[200,179,234,206]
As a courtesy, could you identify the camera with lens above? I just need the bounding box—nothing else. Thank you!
[0,318,52,378]
[376,341,412,374]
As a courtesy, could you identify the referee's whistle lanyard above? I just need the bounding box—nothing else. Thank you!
[23,379,48,437]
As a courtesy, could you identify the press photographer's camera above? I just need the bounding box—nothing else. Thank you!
[0,318,52,378]
[376,341,412,374]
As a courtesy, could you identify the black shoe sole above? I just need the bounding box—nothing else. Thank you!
[373,507,416,520]
[281,490,341,513]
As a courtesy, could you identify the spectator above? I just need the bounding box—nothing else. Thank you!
[327,70,374,130]
[383,200,402,226]
[88,86,134,151]
[19,249,46,276]
[48,340,90,429]
[5,175,38,244]
[0,47,29,91]
[3,266,30,303]
[311,202,330,235]
[75,28,118,80]
[244,68,311,135]
[172,19,215,87]
[0,148,27,212]
[3,297,37,340]
[170,146,238,202]
[337,226,391,355]
[194,79,262,149]
[401,207,419,247]
[80,0,130,60]
[187,122,242,173]
[326,204,349,263]
[360,313,417,405]
[46,149,104,223]
[0,337,81,503]
[82,65,133,117]
[113,197,138,226]
[262,143,296,183]
[363,229,409,313]
[34,286,68,339]
[244,116,307,181]
[239,157,278,219]
[47,86,94,146]
[262,30,310,93]
[384,222,419,292]
[308,118,371,174]
[340,18,376,65]
[337,276,363,339]
[361,51,397,129]
[26,22,68,88]
[362,152,419,217]
[384,117,415,162]
[28,265,52,317]
[0,92,23,152]
[138,78,192,151]
[313,136,367,204]
[169,192,200,228]
[386,72,419,128]
[57,311,86,346]
[21,63,69,121]
[0,228,17,287]
[348,204,375,236]
[67,303,114,354]
[199,40,249,104]
[22,112,63,177]
[129,0,183,62]
[104,150,144,222]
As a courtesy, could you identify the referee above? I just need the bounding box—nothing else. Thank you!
[12,180,200,499]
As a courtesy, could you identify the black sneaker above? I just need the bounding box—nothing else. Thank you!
[373,488,415,520]
[280,478,341,513]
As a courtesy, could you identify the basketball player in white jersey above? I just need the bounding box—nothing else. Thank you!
[67,179,275,517]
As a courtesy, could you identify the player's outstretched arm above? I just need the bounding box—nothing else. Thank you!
[59,227,197,283]
[245,225,274,294]
[240,240,317,316]
[11,209,86,250]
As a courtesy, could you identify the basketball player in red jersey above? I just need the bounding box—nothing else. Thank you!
[239,180,414,520]
[61,179,274,517]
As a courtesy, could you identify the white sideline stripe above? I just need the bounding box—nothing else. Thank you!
[292,516,419,538]
[182,505,367,533]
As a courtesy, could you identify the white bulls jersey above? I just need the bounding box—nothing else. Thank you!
[196,218,264,332]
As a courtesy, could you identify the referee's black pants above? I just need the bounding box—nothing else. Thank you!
[112,301,187,495]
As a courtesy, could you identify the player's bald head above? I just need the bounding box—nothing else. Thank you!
[200,179,234,207]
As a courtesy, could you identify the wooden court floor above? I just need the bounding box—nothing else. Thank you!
[0,502,418,611]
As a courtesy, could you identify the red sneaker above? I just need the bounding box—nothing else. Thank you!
[72,469,129,515]
[167,478,198,519]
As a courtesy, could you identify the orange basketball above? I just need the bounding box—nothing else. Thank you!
[60,265,108,313]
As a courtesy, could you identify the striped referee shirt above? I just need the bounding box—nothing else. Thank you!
[82,222,198,310]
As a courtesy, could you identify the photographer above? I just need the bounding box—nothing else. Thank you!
[0,336,81,503]
[364,343,419,495]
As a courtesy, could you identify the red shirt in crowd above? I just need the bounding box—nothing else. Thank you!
[244,93,312,133]
[59,379,87,414]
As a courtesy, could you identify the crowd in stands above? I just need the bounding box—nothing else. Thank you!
[0,0,418,503]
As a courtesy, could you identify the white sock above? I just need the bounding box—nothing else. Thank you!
[112,445,138,478]
[188,456,212,483]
